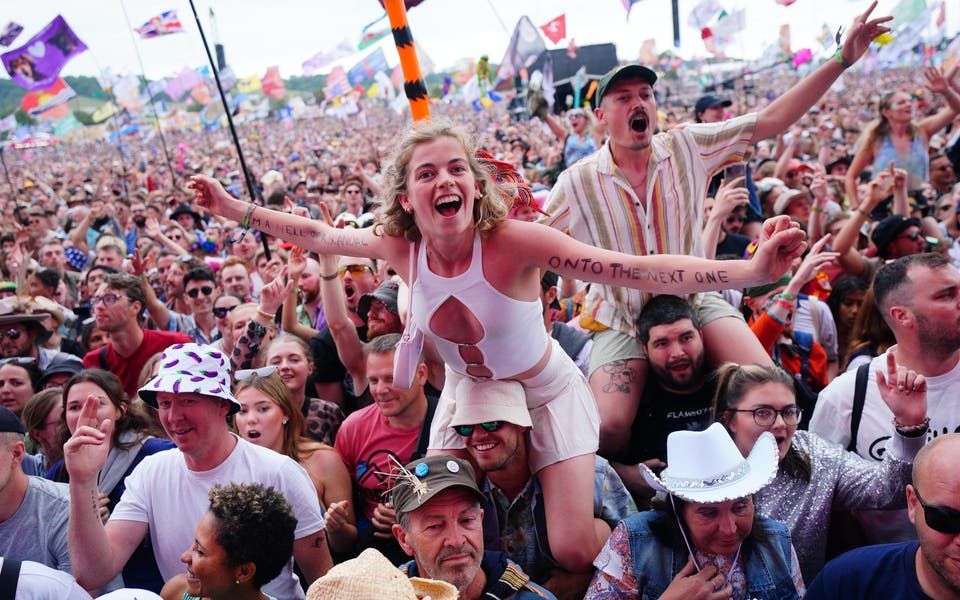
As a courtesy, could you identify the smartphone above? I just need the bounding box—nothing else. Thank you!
[724,163,747,186]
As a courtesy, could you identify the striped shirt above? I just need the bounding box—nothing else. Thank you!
[542,113,757,335]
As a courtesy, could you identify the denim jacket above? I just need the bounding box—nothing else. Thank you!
[625,511,800,600]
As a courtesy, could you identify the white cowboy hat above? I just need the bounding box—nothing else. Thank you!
[138,343,240,415]
[640,423,778,503]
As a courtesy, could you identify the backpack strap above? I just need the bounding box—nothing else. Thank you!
[848,363,871,453]
[98,346,109,370]
[410,395,439,462]
[0,557,22,600]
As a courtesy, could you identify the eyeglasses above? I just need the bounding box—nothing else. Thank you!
[453,421,505,436]
[725,215,746,224]
[235,365,277,381]
[0,356,36,366]
[344,188,363,195]
[90,293,127,307]
[897,231,921,242]
[1,329,22,341]
[914,488,960,534]
[728,406,802,427]
[186,286,214,298]
[213,305,238,318]
[338,264,374,278]
[568,113,584,121]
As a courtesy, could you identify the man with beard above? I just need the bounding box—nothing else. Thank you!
[811,253,960,544]
[541,5,890,460]
[295,255,325,330]
[451,378,631,598]
[617,295,714,483]
[807,433,960,599]
[392,454,554,600]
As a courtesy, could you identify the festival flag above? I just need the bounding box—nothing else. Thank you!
[687,0,722,29]
[374,69,396,99]
[20,77,75,117]
[165,68,202,101]
[35,102,69,120]
[623,0,642,20]
[779,24,791,54]
[816,23,833,48]
[91,101,118,123]
[936,0,946,30]
[889,0,928,25]
[1,16,87,92]
[494,16,546,87]
[711,9,747,39]
[261,66,286,99]
[0,22,23,47]
[348,47,388,86]
[359,13,390,51]
[53,112,81,136]
[324,65,350,99]
[236,75,261,94]
[540,15,566,45]
[390,63,404,90]
[0,114,16,132]
[135,10,184,39]
[638,39,658,64]
[775,0,797,5]
[302,52,326,76]
[191,82,213,105]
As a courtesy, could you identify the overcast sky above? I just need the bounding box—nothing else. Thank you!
[4,0,957,82]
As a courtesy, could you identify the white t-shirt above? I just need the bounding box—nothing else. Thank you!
[0,557,91,600]
[810,347,960,542]
[111,435,325,600]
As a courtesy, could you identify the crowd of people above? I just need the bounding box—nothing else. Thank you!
[1,3,960,598]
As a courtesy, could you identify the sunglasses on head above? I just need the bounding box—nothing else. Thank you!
[914,488,960,534]
[212,305,238,318]
[338,264,374,278]
[453,421,504,436]
[186,286,214,298]
[1,328,22,341]
[235,365,277,381]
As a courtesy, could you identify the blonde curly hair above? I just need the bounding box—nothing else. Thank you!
[375,120,511,242]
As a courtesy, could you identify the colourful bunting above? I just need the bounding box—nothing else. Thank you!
[2,16,87,92]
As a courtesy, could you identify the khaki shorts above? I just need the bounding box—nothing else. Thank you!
[587,291,743,377]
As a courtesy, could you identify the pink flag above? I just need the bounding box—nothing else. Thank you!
[540,15,566,44]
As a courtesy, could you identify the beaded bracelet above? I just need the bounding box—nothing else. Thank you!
[893,416,929,438]
[320,272,338,281]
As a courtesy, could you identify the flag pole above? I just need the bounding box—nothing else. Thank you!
[118,0,178,191]
[87,51,133,197]
[186,0,270,259]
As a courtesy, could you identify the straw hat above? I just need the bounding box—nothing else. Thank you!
[640,423,778,503]
[306,548,458,600]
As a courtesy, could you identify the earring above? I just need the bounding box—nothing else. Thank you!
[235,579,240,585]
[282,418,288,425]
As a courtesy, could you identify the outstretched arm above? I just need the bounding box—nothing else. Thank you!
[511,216,806,294]
[189,175,392,262]
[752,2,892,142]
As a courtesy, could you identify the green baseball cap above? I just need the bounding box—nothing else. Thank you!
[595,64,658,108]
[391,455,485,515]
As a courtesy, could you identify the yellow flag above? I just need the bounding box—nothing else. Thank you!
[237,75,262,94]
[91,101,118,123]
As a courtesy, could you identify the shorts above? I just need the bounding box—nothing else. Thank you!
[587,291,744,376]
[428,338,600,473]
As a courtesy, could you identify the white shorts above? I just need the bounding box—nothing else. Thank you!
[427,338,600,473]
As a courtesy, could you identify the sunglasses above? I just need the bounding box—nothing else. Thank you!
[235,365,277,381]
[453,421,505,436]
[0,328,22,341]
[90,293,127,307]
[212,305,238,318]
[914,488,960,534]
[897,231,921,242]
[0,356,36,366]
[186,286,214,298]
[725,215,746,224]
[338,264,374,278]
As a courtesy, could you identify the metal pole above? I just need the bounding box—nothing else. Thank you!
[186,0,270,259]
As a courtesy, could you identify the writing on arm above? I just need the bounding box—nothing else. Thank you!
[547,255,731,286]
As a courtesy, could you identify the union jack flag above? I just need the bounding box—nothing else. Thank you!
[135,10,183,39]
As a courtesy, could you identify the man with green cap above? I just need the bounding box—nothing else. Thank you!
[541,4,890,460]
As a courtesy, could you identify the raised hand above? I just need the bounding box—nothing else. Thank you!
[324,499,351,534]
[791,234,839,287]
[876,348,927,428]
[259,266,293,315]
[752,217,808,283]
[711,177,749,221]
[839,1,893,67]
[288,246,307,280]
[187,175,233,215]
[63,395,115,486]
[923,66,952,96]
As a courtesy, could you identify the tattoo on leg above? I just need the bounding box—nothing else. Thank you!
[601,360,635,394]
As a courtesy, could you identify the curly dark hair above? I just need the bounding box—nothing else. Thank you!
[207,482,297,588]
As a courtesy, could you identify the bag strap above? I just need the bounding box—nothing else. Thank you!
[0,557,22,600]
[98,346,109,370]
[848,363,870,453]
[411,395,439,462]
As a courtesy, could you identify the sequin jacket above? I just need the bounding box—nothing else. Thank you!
[754,430,922,583]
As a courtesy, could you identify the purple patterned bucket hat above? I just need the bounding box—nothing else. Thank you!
[138,343,240,414]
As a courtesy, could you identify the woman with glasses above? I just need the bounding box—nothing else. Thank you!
[0,356,42,416]
[232,370,356,556]
[845,67,960,208]
[711,357,928,583]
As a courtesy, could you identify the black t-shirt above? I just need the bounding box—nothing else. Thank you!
[716,232,751,260]
[621,376,716,465]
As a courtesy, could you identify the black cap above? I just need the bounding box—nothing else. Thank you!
[0,406,25,434]
[540,271,562,310]
[870,215,921,257]
[695,95,732,116]
[595,64,658,108]
[391,455,485,515]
